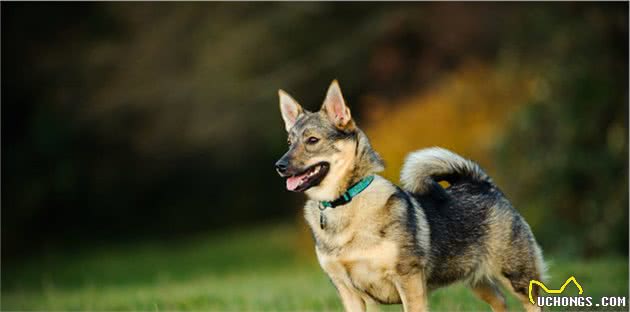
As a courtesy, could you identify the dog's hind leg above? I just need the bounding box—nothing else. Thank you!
[496,265,543,312]
[492,210,545,311]
[470,280,507,312]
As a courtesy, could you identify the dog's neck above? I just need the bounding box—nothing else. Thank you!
[305,129,384,202]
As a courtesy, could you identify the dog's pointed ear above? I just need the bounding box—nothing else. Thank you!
[279,90,303,132]
[321,80,352,128]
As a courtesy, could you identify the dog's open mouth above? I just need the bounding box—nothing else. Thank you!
[286,162,329,192]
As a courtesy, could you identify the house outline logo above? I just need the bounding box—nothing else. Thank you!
[529,276,584,304]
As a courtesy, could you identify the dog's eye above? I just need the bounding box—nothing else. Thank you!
[287,139,292,146]
[306,137,320,144]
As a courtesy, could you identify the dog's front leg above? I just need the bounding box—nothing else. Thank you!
[331,279,366,312]
[394,272,428,312]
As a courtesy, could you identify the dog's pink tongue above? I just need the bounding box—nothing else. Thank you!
[286,176,303,191]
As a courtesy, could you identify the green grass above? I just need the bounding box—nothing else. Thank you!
[2,224,628,311]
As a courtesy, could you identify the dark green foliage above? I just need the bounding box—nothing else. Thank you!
[494,5,628,257]
[2,3,627,261]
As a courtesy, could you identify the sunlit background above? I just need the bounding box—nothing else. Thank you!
[2,2,628,310]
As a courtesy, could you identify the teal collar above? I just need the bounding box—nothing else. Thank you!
[320,175,375,209]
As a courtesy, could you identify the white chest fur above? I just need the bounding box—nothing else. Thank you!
[305,176,403,304]
[316,239,402,304]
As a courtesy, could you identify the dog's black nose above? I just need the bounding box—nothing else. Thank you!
[275,160,288,174]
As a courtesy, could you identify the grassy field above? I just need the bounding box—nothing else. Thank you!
[3,223,628,311]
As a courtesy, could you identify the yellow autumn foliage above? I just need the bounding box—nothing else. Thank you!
[362,61,537,183]
[295,61,539,256]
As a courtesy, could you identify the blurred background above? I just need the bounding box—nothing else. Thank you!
[2,2,628,311]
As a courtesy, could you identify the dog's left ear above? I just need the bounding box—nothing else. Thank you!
[279,90,304,132]
[321,80,352,128]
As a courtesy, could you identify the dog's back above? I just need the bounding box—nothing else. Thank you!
[413,178,495,289]
[401,147,546,311]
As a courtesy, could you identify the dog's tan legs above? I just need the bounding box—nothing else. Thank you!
[394,273,428,312]
[508,289,541,312]
[470,281,507,312]
[333,281,366,312]
[496,276,542,312]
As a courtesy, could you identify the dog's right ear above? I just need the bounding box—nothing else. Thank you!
[321,80,352,129]
[278,90,304,132]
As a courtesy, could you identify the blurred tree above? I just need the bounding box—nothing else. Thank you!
[1,2,627,261]
[362,3,628,257]
[1,2,391,259]
[494,4,628,257]
[362,4,628,256]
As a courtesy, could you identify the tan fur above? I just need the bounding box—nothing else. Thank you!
[278,90,303,132]
[471,282,507,312]
[458,203,544,312]
[305,176,428,310]
[307,177,399,298]
[305,139,357,201]
[277,81,545,312]
[495,274,542,312]
[394,272,428,312]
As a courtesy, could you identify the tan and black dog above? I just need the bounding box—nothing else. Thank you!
[275,80,546,312]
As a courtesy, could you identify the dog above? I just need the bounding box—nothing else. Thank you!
[275,80,546,312]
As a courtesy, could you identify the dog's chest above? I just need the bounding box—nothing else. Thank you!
[304,179,403,303]
[316,233,402,304]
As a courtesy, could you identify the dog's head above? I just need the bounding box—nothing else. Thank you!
[275,80,384,201]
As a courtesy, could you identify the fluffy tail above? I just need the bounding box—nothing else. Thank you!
[400,147,492,195]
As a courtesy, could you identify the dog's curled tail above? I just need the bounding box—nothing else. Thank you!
[400,147,492,195]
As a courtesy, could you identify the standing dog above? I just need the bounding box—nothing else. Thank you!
[275,80,545,312]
